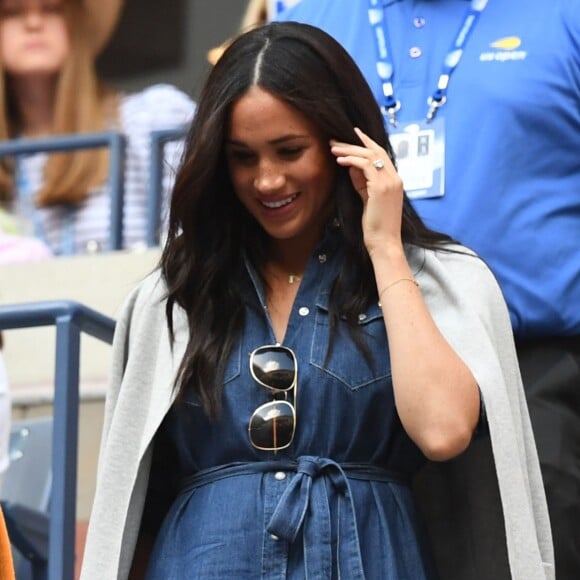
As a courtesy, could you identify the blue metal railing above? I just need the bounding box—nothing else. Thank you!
[0,301,116,580]
[0,132,126,251]
[146,126,189,247]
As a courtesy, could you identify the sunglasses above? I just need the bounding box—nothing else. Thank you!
[248,344,297,452]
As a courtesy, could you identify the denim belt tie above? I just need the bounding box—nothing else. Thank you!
[180,456,408,580]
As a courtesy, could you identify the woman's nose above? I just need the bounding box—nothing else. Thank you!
[253,163,285,193]
[23,10,44,28]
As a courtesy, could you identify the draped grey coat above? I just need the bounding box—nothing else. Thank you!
[80,245,554,580]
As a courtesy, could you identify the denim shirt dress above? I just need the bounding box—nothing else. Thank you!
[144,226,437,579]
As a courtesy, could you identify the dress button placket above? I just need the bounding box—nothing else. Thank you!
[261,475,289,577]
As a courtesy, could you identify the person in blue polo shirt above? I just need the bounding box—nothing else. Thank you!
[276,0,579,577]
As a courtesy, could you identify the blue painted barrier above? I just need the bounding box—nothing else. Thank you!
[0,301,115,580]
[0,133,126,251]
[146,126,188,247]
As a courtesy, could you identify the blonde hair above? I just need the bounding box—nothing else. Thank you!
[240,0,268,31]
[0,0,118,207]
[207,0,269,66]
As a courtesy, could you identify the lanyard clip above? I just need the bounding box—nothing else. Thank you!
[381,101,401,128]
[426,96,447,122]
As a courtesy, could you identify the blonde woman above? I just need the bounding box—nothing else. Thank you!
[0,0,195,255]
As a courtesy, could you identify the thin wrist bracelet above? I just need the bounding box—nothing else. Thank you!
[378,278,419,303]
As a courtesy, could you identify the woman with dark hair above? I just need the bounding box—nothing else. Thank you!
[81,22,552,580]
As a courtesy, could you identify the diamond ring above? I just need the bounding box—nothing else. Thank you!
[373,159,385,169]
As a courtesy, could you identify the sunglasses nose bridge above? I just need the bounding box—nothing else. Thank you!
[254,375,295,394]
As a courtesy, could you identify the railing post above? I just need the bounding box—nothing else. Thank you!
[0,132,127,252]
[0,301,116,580]
[49,314,81,580]
[146,126,188,247]
[108,133,126,252]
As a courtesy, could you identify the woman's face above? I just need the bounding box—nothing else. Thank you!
[226,86,336,248]
[0,0,69,77]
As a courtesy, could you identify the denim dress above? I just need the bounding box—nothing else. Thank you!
[144,228,437,579]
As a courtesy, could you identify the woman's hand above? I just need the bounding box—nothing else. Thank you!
[330,127,404,256]
[332,128,480,461]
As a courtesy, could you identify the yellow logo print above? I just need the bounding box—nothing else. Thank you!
[490,36,522,50]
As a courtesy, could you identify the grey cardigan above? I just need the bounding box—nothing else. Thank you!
[81,245,554,579]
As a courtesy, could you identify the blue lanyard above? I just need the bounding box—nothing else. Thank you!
[368,0,488,126]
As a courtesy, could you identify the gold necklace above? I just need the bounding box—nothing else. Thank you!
[268,268,302,284]
[264,262,303,285]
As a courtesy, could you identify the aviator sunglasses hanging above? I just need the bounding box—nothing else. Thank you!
[248,344,298,452]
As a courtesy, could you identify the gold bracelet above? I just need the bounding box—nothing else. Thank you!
[378,278,419,303]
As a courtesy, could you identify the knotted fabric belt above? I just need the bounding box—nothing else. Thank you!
[180,456,408,580]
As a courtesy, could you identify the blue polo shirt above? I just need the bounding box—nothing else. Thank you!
[277,0,580,339]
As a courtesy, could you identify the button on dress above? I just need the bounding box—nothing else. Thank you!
[144,231,437,579]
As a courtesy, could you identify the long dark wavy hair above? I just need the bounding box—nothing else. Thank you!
[161,22,454,419]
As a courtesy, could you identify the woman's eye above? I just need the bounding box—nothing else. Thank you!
[42,0,64,12]
[0,6,21,17]
[0,1,63,16]
[279,147,303,159]
[44,5,64,15]
[228,150,256,164]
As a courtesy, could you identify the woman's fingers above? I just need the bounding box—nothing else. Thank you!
[329,128,404,252]
[353,127,381,151]
[330,128,394,175]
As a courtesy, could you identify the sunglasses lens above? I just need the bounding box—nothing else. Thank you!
[249,400,295,450]
[252,347,296,390]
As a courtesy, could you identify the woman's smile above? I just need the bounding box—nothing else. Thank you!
[260,193,299,210]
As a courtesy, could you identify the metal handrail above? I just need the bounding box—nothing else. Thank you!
[0,132,126,251]
[146,125,189,247]
[0,300,116,580]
